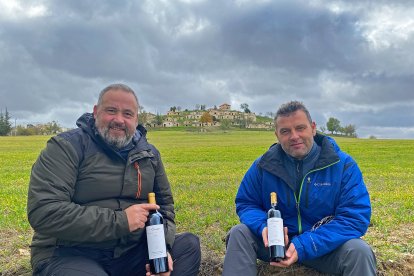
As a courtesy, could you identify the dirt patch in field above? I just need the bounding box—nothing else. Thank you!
[377,255,414,276]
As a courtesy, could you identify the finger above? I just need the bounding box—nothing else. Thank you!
[284,227,289,246]
[270,261,289,268]
[140,203,160,210]
[262,227,269,247]
[168,253,173,271]
[285,245,292,258]
[145,264,154,276]
[139,213,149,221]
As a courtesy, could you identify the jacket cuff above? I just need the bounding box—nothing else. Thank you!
[292,237,305,262]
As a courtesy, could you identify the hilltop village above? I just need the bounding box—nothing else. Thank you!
[140,103,274,130]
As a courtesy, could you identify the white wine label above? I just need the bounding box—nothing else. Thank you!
[267,217,284,246]
[146,224,167,259]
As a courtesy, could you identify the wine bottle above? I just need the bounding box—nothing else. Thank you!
[146,192,169,274]
[267,192,285,262]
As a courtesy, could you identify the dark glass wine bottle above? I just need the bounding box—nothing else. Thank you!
[146,192,169,274]
[267,192,285,262]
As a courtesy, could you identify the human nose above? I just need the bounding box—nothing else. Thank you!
[290,130,299,140]
[112,112,124,123]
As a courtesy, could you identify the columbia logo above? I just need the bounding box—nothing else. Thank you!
[314,182,331,187]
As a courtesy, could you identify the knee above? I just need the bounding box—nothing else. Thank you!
[343,239,376,262]
[178,232,201,255]
[226,224,253,247]
[227,224,251,239]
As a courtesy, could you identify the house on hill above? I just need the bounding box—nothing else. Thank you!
[219,103,231,110]
[144,103,273,129]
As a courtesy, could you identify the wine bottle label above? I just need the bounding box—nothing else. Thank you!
[267,217,284,246]
[146,224,167,259]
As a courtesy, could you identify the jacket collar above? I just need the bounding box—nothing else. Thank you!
[76,113,152,160]
[258,133,340,182]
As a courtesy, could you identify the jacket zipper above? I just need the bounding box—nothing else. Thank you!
[295,160,340,234]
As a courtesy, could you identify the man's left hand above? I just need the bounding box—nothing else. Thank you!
[270,242,298,268]
[145,252,173,276]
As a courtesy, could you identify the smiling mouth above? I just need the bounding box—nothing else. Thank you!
[108,124,127,134]
[291,143,303,147]
[110,127,125,132]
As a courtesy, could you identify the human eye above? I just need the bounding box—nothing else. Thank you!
[106,108,117,114]
[279,129,289,135]
[124,111,135,118]
[296,125,307,131]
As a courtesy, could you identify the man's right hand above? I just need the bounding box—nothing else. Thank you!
[262,226,289,248]
[124,203,159,232]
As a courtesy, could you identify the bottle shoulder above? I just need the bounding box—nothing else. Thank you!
[267,208,282,218]
[148,211,164,225]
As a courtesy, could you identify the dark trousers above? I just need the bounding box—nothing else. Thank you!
[34,232,201,276]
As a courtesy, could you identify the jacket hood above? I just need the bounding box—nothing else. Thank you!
[75,113,151,156]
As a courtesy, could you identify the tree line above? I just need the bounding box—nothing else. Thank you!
[0,108,63,136]
[320,117,357,137]
[1,108,357,137]
[0,108,12,136]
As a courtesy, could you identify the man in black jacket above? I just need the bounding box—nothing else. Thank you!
[27,83,201,276]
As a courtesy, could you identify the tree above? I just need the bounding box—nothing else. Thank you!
[138,106,148,125]
[240,103,251,113]
[44,121,62,135]
[266,111,275,119]
[0,108,12,136]
[200,104,206,111]
[16,125,36,136]
[319,126,326,134]
[200,112,213,124]
[169,106,177,112]
[343,124,357,137]
[220,119,231,131]
[326,117,341,134]
[155,113,164,126]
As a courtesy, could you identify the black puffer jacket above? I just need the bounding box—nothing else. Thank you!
[27,113,175,268]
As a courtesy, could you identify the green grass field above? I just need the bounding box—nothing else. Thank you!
[1,131,413,275]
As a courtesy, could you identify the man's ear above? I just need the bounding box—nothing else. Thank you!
[311,121,317,136]
[93,105,98,119]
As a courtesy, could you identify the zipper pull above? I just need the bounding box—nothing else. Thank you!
[307,177,311,183]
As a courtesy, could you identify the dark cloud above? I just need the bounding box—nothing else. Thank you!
[0,0,413,138]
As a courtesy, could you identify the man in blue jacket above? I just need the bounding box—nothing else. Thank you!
[223,101,376,276]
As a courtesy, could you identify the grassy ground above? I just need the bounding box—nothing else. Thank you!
[1,131,413,275]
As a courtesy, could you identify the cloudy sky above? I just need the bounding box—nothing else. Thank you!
[1,0,413,138]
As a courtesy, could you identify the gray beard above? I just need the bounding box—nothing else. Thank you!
[95,123,133,149]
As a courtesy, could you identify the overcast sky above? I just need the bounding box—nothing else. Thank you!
[1,0,413,138]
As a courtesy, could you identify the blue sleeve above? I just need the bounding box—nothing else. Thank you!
[235,158,268,238]
[292,157,371,261]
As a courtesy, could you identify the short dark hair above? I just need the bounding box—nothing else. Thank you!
[274,101,312,127]
[97,83,139,112]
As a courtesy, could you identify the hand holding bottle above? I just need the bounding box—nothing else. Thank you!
[146,193,169,274]
[145,252,173,276]
[266,192,286,262]
[262,226,289,248]
[125,203,159,231]
[270,242,298,267]
[269,226,298,267]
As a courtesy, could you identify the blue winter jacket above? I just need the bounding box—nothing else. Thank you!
[235,134,371,262]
